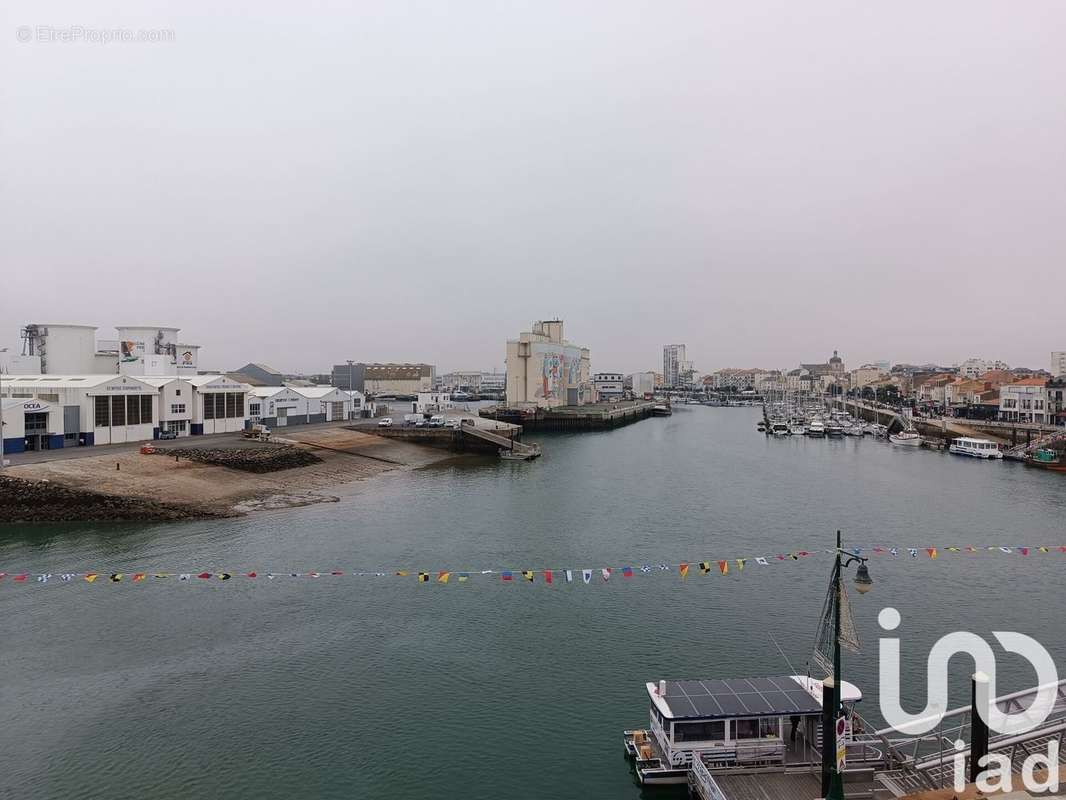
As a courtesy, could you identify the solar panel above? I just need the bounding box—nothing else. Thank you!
[660,675,824,719]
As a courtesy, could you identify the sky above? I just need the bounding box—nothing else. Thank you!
[2,1,1064,376]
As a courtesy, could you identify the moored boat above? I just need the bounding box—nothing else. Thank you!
[948,437,1003,459]
[623,675,864,785]
[1026,448,1066,472]
[807,419,826,437]
[889,431,921,447]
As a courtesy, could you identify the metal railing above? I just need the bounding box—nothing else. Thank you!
[871,679,1066,791]
[689,756,728,800]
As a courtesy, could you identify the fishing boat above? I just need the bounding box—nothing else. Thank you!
[948,437,1003,459]
[1026,448,1066,472]
[888,431,921,447]
[623,675,864,785]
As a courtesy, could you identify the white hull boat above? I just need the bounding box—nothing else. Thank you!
[889,431,922,447]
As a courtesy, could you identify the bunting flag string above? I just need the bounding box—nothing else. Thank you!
[4,543,1065,588]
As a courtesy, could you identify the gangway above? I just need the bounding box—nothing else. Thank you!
[459,425,541,459]
[871,679,1066,796]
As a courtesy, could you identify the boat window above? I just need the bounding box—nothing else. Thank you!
[673,720,725,742]
[733,717,780,739]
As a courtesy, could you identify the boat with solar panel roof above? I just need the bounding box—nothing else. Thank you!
[622,674,863,786]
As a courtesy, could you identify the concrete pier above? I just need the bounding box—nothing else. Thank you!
[480,399,659,432]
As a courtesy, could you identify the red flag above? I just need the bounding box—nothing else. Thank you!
[246,572,257,578]
[14,573,28,582]
[197,572,211,579]
[544,569,553,584]
[1019,547,1029,556]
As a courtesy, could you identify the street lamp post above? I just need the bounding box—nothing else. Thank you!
[347,360,355,420]
[822,529,873,800]
[0,347,7,469]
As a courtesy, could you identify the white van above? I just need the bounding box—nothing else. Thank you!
[429,415,446,428]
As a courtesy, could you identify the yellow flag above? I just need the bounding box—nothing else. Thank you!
[395,570,409,577]
[437,571,450,584]
[84,573,98,583]
[417,572,429,583]
[736,558,746,572]
[679,563,689,580]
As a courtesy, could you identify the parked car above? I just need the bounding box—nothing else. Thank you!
[158,429,179,440]
[428,415,445,427]
[444,418,460,429]
[378,417,393,427]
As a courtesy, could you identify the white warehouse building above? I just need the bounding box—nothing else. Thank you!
[1,373,254,454]
[248,386,353,428]
[1,374,159,453]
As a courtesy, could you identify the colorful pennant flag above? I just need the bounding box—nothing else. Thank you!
[718,560,729,575]
[926,548,937,560]
[501,571,513,582]
[522,570,534,583]
[437,571,450,584]
[699,561,711,575]
[544,569,553,585]
[417,572,429,583]
[679,562,689,579]
[582,569,592,585]
[622,567,633,579]
[565,570,573,583]
[601,568,611,582]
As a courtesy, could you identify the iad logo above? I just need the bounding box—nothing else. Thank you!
[877,607,1061,793]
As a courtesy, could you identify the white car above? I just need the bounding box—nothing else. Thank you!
[378,417,393,427]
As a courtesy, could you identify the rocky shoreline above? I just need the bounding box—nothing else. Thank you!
[0,475,227,523]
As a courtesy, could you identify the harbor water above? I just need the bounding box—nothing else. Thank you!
[2,407,1065,799]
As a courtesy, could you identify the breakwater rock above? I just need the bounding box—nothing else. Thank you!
[152,445,323,473]
[0,475,219,522]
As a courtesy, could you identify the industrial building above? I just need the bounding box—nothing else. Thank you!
[248,386,354,428]
[0,322,252,454]
[592,373,625,400]
[1,374,160,452]
[11,323,202,377]
[331,363,435,396]
[437,371,506,395]
[505,320,591,409]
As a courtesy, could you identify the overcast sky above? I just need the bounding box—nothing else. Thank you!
[3,1,1064,375]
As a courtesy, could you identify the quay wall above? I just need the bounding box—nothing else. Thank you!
[351,425,521,454]
[481,400,658,432]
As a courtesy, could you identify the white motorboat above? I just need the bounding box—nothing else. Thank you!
[889,431,922,447]
[789,422,807,436]
[807,419,826,437]
[770,420,790,436]
[826,421,845,437]
[949,437,1003,459]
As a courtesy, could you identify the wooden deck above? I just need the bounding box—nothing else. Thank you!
[712,772,822,800]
